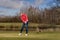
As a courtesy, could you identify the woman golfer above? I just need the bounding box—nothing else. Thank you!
[19,13,28,36]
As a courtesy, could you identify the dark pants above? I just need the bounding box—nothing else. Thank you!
[20,22,28,34]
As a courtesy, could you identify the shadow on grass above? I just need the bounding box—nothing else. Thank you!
[0,37,59,40]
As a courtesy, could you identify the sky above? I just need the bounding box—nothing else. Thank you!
[0,0,60,16]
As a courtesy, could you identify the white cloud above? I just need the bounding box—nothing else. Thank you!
[0,0,19,8]
[35,0,44,5]
[0,0,44,9]
[33,0,44,7]
[0,0,30,9]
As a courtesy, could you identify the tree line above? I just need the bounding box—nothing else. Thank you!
[0,6,60,25]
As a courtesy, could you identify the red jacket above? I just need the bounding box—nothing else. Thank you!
[20,13,28,23]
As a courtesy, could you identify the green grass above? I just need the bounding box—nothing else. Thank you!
[0,23,39,27]
[0,23,22,27]
[0,23,60,28]
[0,31,60,40]
[0,23,60,40]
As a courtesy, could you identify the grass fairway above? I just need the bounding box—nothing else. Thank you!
[0,31,60,40]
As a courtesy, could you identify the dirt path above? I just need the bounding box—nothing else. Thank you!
[0,33,18,37]
[0,33,37,38]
